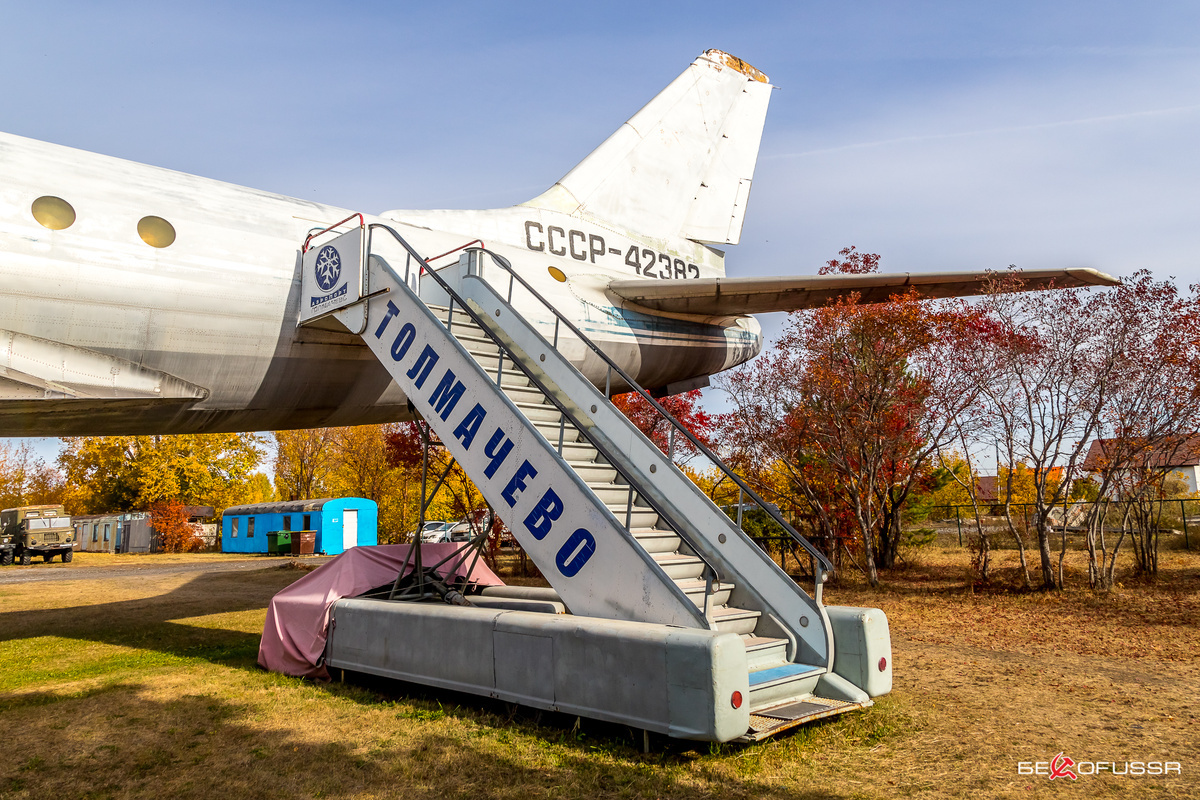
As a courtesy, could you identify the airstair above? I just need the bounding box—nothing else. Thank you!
[297,218,891,742]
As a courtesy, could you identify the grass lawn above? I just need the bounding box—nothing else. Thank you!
[0,544,1196,799]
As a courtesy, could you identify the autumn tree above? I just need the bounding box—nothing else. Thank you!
[59,434,263,513]
[719,247,994,585]
[273,428,336,501]
[0,441,75,510]
[1066,274,1200,586]
[329,424,417,542]
[150,499,203,553]
[611,388,716,463]
[969,270,1200,590]
[383,421,492,552]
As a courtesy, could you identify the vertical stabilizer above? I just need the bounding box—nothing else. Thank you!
[522,50,773,246]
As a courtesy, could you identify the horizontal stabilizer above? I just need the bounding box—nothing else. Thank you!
[608,268,1120,316]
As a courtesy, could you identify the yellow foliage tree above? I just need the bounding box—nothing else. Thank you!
[58,434,264,513]
[0,441,76,511]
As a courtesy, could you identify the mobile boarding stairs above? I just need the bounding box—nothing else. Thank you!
[297,218,892,743]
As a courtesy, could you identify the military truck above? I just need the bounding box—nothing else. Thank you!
[0,505,75,565]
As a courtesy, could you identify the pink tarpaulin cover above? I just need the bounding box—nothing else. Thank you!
[258,543,503,679]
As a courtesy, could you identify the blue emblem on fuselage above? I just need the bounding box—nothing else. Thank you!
[314,245,342,292]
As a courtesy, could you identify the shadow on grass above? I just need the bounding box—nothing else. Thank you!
[0,567,295,669]
[0,681,853,800]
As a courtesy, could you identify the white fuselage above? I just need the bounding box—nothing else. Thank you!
[0,132,761,436]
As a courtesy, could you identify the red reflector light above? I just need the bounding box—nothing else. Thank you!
[731,691,743,709]
[878,656,888,672]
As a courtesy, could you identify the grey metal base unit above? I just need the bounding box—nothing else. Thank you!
[325,598,752,742]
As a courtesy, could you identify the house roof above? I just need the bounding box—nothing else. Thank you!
[1083,434,1200,471]
[223,498,339,516]
[181,505,216,520]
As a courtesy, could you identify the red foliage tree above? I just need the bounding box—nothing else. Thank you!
[719,248,997,584]
[150,500,203,553]
[384,421,426,470]
[971,269,1200,589]
[611,388,716,461]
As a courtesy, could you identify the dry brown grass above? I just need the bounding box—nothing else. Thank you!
[0,546,1196,799]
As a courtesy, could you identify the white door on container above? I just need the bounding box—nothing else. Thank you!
[343,509,358,551]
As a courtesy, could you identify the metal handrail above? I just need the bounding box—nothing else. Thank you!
[470,247,836,579]
[364,224,725,589]
[302,213,365,253]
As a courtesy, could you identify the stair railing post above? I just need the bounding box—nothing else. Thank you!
[736,488,744,530]
[702,566,713,621]
[557,413,566,456]
[415,421,429,598]
[625,484,634,530]
[391,420,431,600]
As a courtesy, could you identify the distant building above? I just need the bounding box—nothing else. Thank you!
[1082,434,1200,494]
[72,512,152,553]
[975,476,999,504]
[72,506,216,553]
[220,498,378,555]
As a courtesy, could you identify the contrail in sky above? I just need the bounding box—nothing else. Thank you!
[769,103,1200,159]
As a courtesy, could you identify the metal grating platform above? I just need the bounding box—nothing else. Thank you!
[738,696,872,742]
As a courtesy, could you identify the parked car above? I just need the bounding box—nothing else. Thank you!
[448,520,474,542]
[418,521,453,543]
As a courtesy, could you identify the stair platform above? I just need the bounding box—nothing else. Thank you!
[738,696,872,742]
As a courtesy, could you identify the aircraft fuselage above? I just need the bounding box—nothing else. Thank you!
[0,132,761,436]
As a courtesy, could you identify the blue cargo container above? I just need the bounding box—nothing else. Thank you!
[221,498,378,554]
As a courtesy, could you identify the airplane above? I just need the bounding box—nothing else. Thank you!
[0,49,1117,438]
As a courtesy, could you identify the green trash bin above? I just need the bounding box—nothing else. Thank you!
[267,531,292,555]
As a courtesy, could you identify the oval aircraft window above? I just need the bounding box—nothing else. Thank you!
[548,266,567,282]
[138,215,176,248]
[31,196,76,230]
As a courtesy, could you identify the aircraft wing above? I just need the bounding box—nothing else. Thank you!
[607,268,1119,316]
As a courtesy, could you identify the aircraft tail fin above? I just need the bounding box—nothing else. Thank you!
[522,50,773,246]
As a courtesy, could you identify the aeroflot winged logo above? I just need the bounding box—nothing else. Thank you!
[314,245,342,292]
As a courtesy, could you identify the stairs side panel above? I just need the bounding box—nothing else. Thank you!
[336,260,706,629]
[460,274,832,665]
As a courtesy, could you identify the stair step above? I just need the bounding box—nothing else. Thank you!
[675,578,733,607]
[591,484,646,507]
[498,372,534,390]
[743,636,790,670]
[749,663,822,688]
[747,663,826,709]
[606,506,660,529]
[571,462,620,484]
[630,529,681,553]
[542,440,598,462]
[648,552,703,580]
[531,419,587,444]
[500,384,552,405]
[709,606,761,635]
[511,400,564,423]
[454,332,498,351]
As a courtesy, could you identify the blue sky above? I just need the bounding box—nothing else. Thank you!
[4,1,1199,465]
